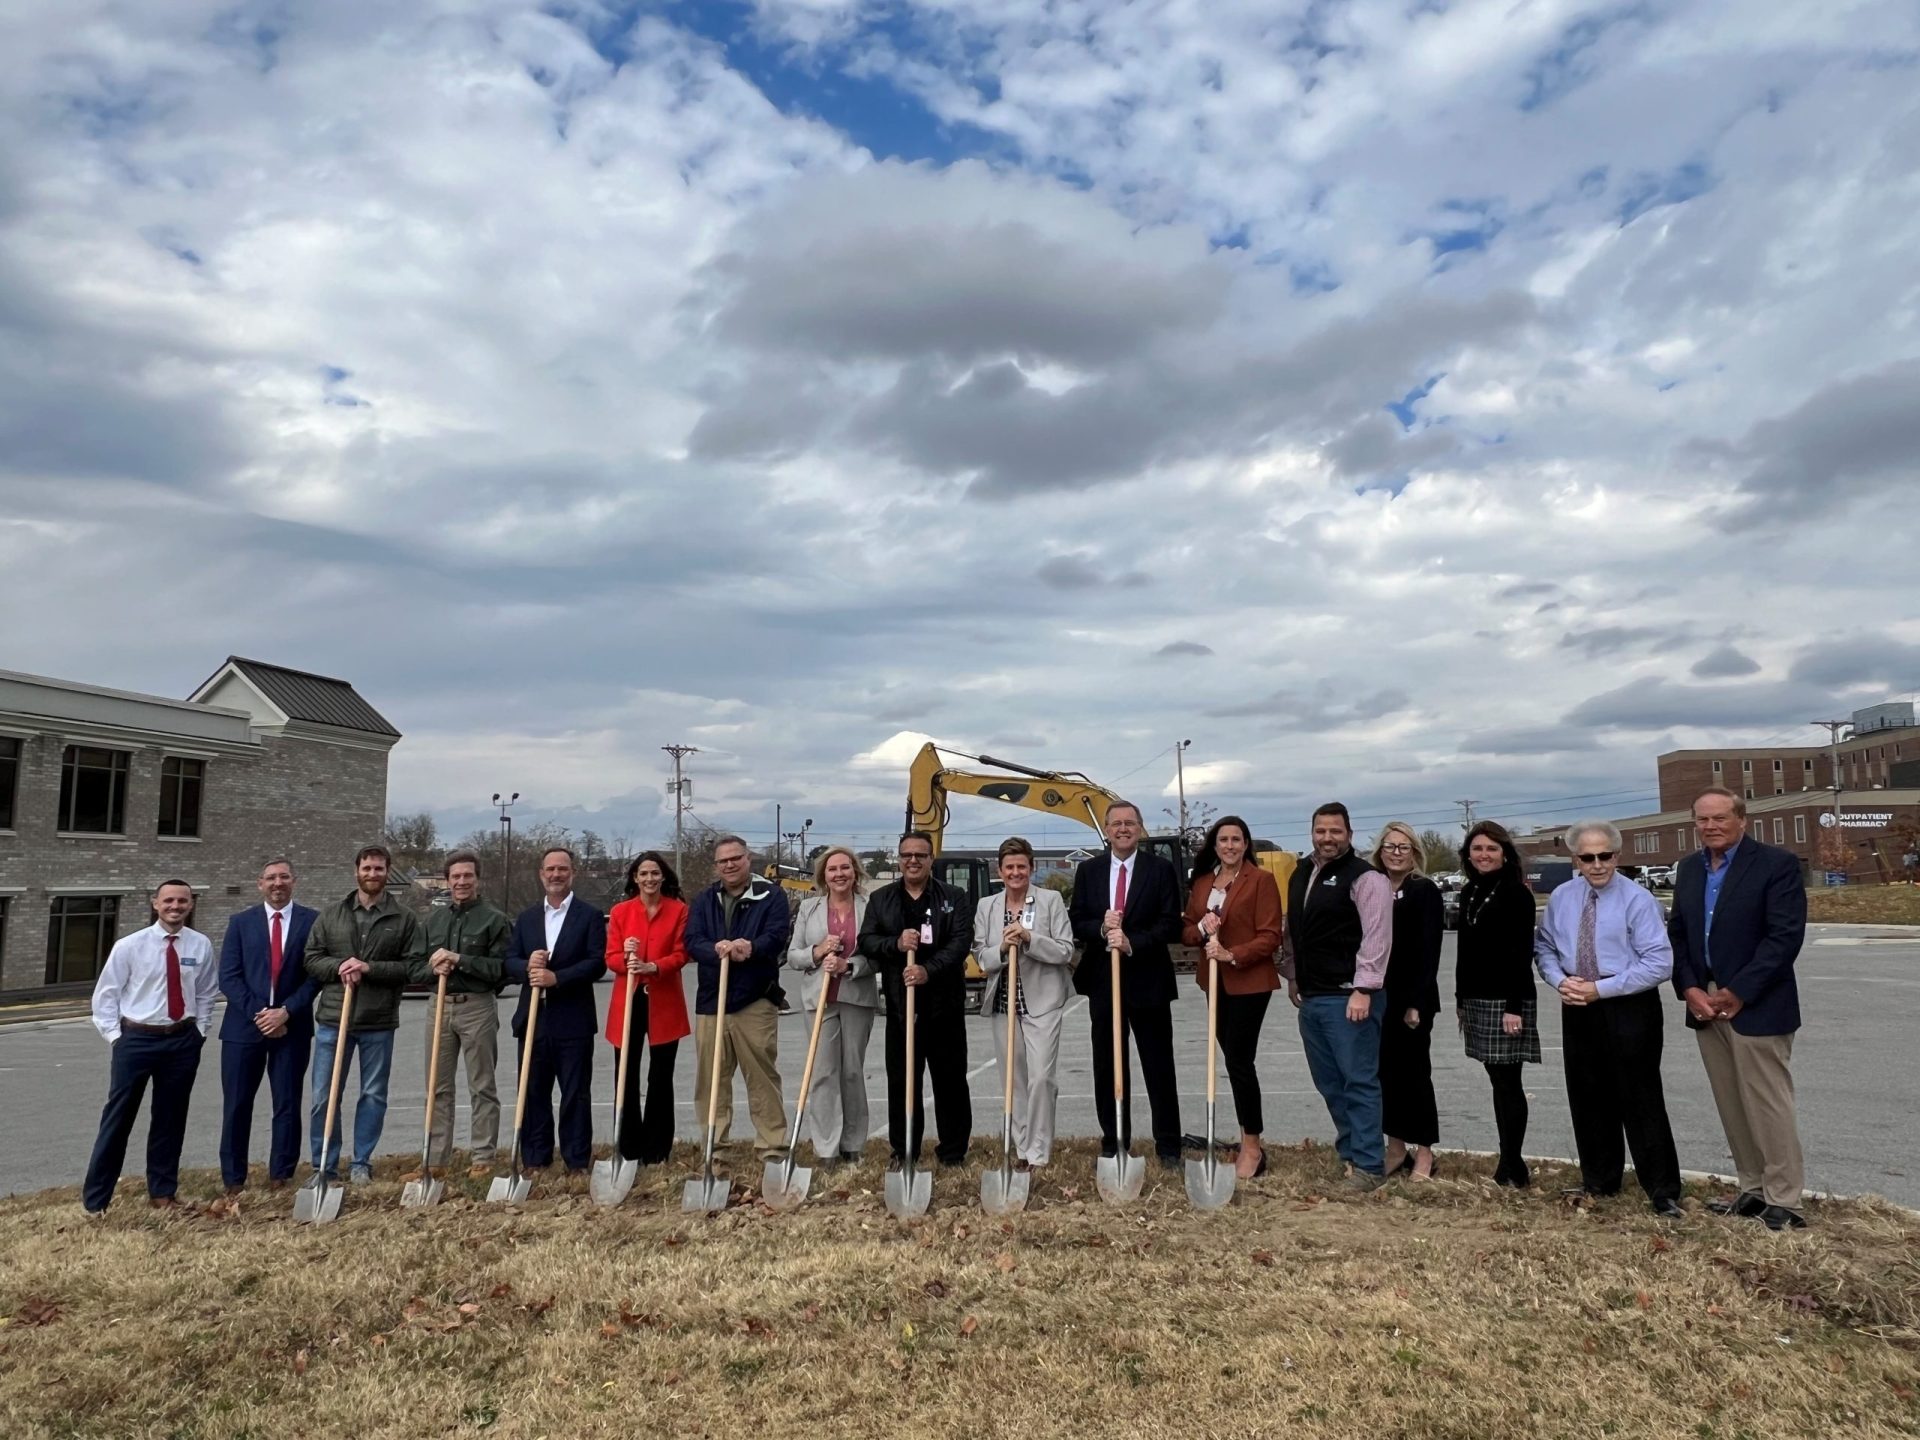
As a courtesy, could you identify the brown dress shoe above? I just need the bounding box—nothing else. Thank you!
[148,1195,180,1211]
[224,1184,246,1198]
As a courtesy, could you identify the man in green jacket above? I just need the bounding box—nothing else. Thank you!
[303,844,425,1183]
[410,850,510,1180]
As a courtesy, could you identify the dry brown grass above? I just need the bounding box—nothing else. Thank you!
[1806,886,1920,927]
[3,1141,1917,1440]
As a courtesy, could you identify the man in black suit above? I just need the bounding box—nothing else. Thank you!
[216,856,318,1196]
[503,847,607,1174]
[1069,801,1184,1167]
[1669,787,1809,1230]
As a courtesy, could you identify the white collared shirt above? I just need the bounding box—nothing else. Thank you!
[91,922,219,1043]
[543,892,573,954]
[1108,851,1137,910]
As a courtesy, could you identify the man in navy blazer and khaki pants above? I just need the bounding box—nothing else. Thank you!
[217,856,318,1194]
[504,846,606,1172]
[1669,786,1809,1229]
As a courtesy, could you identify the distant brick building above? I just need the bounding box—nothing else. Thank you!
[1655,703,1920,810]
[0,658,398,993]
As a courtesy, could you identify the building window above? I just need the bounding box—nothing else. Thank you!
[1743,787,1754,800]
[1741,759,1752,774]
[1803,758,1814,771]
[1794,814,1807,843]
[0,736,18,829]
[0,895,8,977]
[58,746,130,834]
[1675,828,1686,852]
[1773,817,1785,843]
[1772,759,1783,772]
[1711,760,1722,774]
[158,757,204,838]
[45,895,120,985]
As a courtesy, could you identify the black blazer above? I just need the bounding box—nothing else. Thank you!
[1069,849,1183,1007]
[504,897,608,1041]
[1669,839,1805,1036]
[1384,876,1443,1020]
[857,878,973,1020]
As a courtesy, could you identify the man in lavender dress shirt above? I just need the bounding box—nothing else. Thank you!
[1536,820,1683,1216]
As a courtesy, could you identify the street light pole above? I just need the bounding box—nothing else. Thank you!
[492,791,519,911]
[801,817,814,870]
[1174,739,1192,840]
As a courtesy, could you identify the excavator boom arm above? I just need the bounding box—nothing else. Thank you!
[905,742,1121,855]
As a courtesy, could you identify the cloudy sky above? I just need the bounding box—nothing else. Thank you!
[4,0,1917,858]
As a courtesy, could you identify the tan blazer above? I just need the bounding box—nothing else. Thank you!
[973,887,1075,1016]
[1182,867,1283,995]
[785,893,879,1011]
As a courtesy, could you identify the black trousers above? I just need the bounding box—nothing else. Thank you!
[517,1033,594,1170]
[613,1038,679,1165]
[1216,989,1271,1136]
[1562,988,1682,1202]
[1088,991,1182,1159]
[84,1027,203,1211]
[1380,1010,1439,1147]
[884,1001,970,1165]
[1486,1063,1528,1174]
[219,1033,311,1187]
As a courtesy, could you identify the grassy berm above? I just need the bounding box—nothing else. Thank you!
[1806,886,1920,926]
[2,1141,1916,1439]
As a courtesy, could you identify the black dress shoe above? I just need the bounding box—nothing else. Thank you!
[1157,1153,1182,1171]
[1251,1150,1268,1179]
[1761,1204,1807,1231]
[1708,1190,1766,1218]
[1651,1197,1685,1219]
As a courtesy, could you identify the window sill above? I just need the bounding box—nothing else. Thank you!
[55,831,130,840]
[156,835,204,843]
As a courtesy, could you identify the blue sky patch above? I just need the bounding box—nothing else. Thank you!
[1388,373,1445,428]
[1617,158,1714,225]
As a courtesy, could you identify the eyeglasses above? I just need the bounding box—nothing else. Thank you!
[1379,843,1413,854]
[899,851,932,862]
[1574,852,1616,864]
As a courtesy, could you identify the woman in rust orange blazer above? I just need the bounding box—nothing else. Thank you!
[604,851,691,1165]
[1182,815,1284,1178]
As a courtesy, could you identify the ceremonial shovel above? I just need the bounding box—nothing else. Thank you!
[884,979,933,1219]
[294,981,356,1225]
[683,945,736,1213]
[400,972,450,1208]
[762,970,837,1211]
[1183,948,1235,1210]
[487,984,544,1204]
[979,942,1029,1216]
[590,969,642,1207]
[1095,945,1145,1204]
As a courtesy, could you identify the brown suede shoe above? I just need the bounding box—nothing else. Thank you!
[148,1195,180,1211]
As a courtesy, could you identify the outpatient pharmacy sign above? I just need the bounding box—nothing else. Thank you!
[1818,811,1894,830]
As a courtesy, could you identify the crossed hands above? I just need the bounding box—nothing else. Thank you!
[1682,986,1744,1023]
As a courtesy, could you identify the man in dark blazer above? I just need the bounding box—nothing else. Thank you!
[503,846,607,1173]
[217,856,318,1195]
[1669,787,1809,1230]
[1069,801,1184,1167]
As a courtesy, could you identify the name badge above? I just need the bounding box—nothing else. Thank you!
[180,955,201,968]
[919,920,934,945]
[1021,898,1036,928]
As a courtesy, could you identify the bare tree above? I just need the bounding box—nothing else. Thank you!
[1419,828,1458,874]
[382,811,442,874]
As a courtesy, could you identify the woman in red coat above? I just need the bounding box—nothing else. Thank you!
[1181,816,1284,1178]
[604,851,690,1165]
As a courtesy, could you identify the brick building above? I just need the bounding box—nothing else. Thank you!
[1655,702,1920,810]
[0,658,398,993]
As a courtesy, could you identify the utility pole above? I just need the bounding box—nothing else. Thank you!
[775,803,782,874]
[662,744,698,876]
[1810,719,1852,873]
[491,791,519,911]
[1174,739,1192,841]
[1455,799,1477,832]
[783,830,805,874]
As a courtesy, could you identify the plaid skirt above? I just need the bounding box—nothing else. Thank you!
[1461,996,1542,1066]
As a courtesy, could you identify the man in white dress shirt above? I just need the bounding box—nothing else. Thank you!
[83,879,220,1214]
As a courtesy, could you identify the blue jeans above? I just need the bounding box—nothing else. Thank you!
[1297,993,1385,1176]
[309,1024,394,1174]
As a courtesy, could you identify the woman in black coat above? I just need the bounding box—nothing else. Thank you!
[1370,822,1442,1179]
[1453,820,1542,1187]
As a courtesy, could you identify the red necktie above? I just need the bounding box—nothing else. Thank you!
[1114,860,1129,911]
[165,936,186,1022]
[269,910,284,996]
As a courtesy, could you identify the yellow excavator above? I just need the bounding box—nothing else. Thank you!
[902,742,1297,1002]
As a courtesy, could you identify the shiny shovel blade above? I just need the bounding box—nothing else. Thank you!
[979,1168,1029,1216]
[589,1157,638,1208]
[884,1166,931,1219]
[293,1174,341,1225]
[487,1172,532,1205]
[1095,1151,1145,1205]
[760,1158,811,1212]
[399,1176,445,1209]
[1184,1155,1235,1210]
[682,1171,730,1213]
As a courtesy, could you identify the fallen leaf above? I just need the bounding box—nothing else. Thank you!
[370,1333,388,1348]
[458,1302,481,1317]
[923,1280,949,1299]
[1251,1249,1275,1268]
[292,1349,309,1376]
[488,1283,513,1299]
[739,1315,776,1337]
[1634,1291,1652,1311]
[950,1223,971,1241]
[1649,1235,1671,1254]
[1784,1294,1820,1314]
[521,1295,555,1317]
[1705,1303,1726,1317]
[994,1252,1016,1274]
[1827,1354,1848,1375]
[1887,1379,1914,1402]
[798,1302,821,1322]
[13,1299,61,1327]
[599,1321,621,1340]
[959,1315,980,1338]
[402,1297,430,1319]
[1581,1336,1598,1354]
[663,1370,684,1386]
[662,1232,687,1248]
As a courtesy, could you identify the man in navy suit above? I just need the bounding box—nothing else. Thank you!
[1069,801,1185,1168]
[504,846,606,1173]
[217,856,318,1194]
[1670,787,1810,1230]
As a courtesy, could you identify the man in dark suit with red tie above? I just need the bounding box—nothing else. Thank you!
[504,847,607,1173]
[217,857,318,1195]
[1069,801,1185,1168]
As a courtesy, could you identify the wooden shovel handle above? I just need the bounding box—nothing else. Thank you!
[508,985,542,1159]
[701,948,733,1136]
[1206,944,1220,1109]
[903,978,918,1126]
[612,968,639,1126]
[1109,945,1124,1102]
[318,981,356,1171]
[1001,944,1021,1112]
[421,972,449,1155]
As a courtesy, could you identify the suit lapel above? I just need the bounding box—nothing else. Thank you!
[551,901,585,965]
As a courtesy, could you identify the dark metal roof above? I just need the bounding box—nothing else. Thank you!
[208,657,399,737]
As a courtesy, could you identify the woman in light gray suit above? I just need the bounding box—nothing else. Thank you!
[972,836,1076,1170]
[785,846,878,1165]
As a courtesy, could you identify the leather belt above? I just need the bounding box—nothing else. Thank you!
[121,1018,197,1036]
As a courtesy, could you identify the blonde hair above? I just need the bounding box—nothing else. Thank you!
[811,845,867,894]
[1369,820,1424,876]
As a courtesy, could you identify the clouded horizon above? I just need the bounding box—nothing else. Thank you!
[3,0,1916,857]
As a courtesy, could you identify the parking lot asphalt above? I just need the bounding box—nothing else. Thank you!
[3,924,1913,1207]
